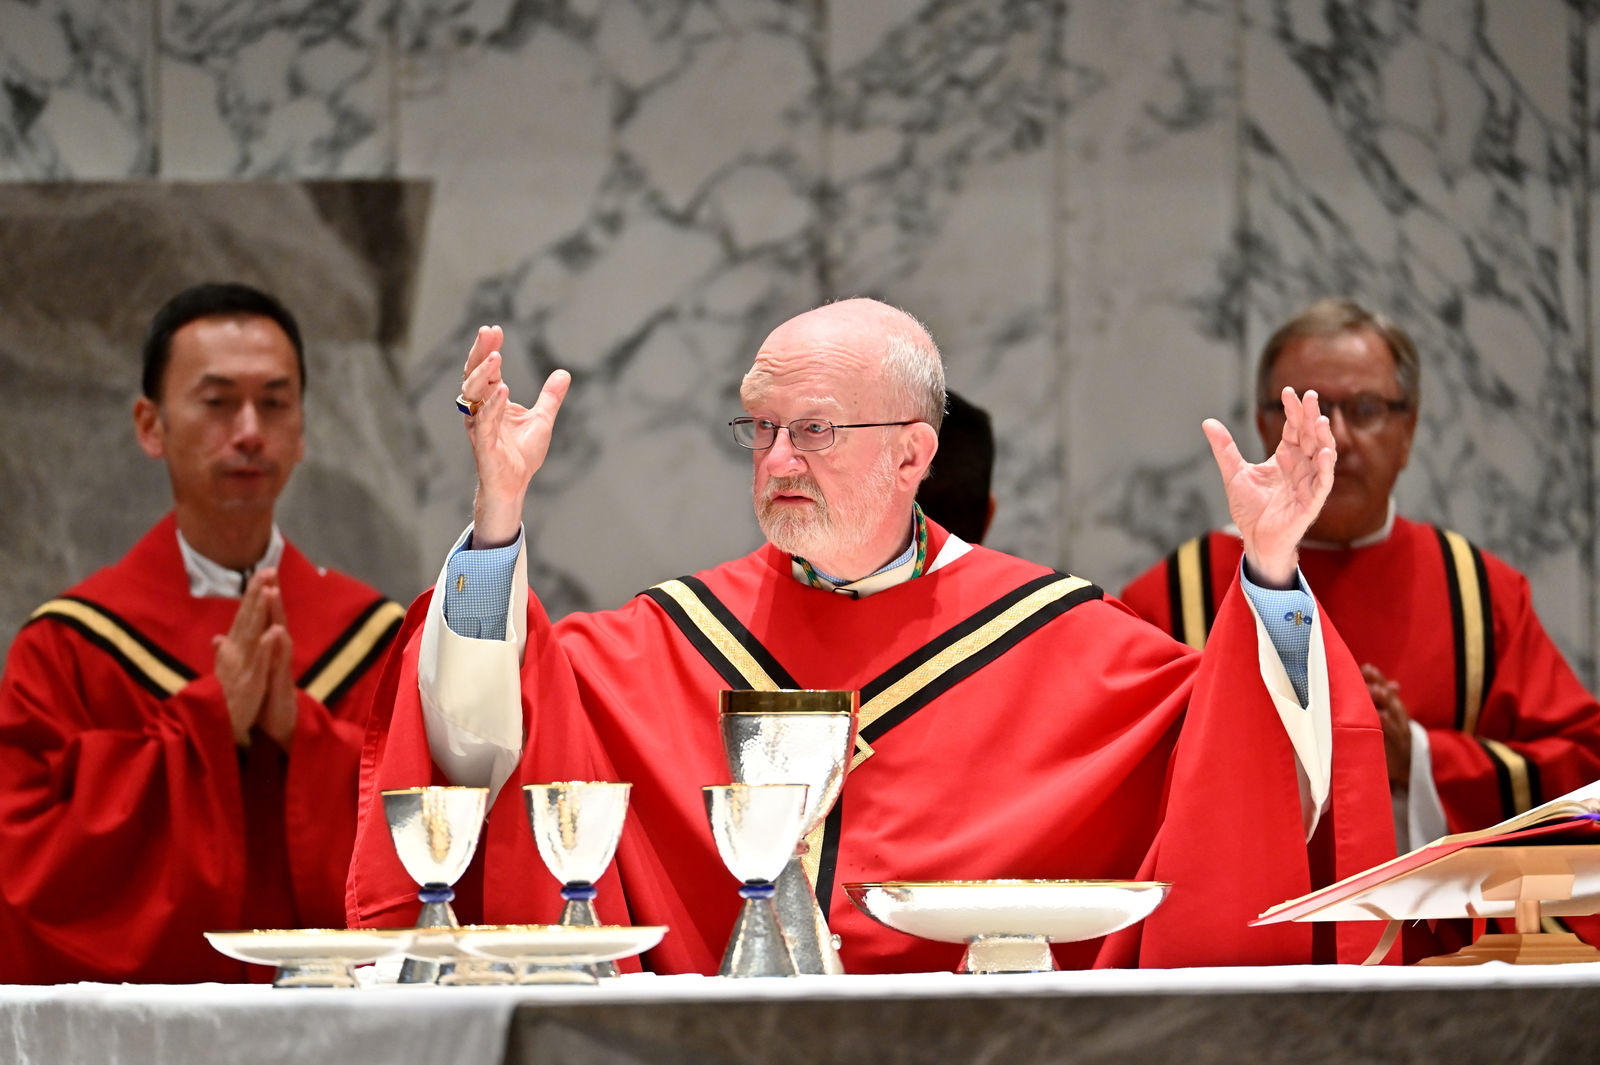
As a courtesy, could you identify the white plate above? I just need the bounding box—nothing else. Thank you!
[204,927,414,967]
[455,924,666,964]
[843,879,1171,944]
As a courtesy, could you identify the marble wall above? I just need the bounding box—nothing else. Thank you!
[1,0,1597,684]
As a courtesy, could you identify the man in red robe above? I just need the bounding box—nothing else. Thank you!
[0,284,403,983]
[1121,298,1600,956]
[348,299,1396,973]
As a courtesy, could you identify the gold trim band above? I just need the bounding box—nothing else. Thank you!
[30,598,188,696]
[1174,538,1208,651]
[1479,736,1533,815]
[302,600,406,704]
[652,580,782,691]
[852,575,1093,768]
[1442,529,1487,734]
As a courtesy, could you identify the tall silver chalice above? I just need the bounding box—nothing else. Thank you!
[524,781,632,980]
[382,785,489,984]
[719,689,857,974]
[703,783,810,977]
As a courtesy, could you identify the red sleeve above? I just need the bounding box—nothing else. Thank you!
[1426,562,1600,830]
[346,593,444,927]
[1104,584,1395,967]
[0,622,250,983]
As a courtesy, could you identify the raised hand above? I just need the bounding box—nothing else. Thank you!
[457,325,572,547]
[1202,387,1336,588]
[212,568,286,746]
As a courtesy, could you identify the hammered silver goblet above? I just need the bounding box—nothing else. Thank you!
[704,782,810,977]
[719,689,857,974]
[524,781,632,980]
[382,785,489,984]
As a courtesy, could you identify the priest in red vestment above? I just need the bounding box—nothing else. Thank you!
[348,298,1397,973]
[1121,298,1600,957]
[0,284,403,983]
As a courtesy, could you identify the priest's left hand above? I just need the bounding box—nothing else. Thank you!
[1203,387,1335,588]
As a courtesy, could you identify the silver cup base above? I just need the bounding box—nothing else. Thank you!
[960,934,1057,975]
[271,960,358,988]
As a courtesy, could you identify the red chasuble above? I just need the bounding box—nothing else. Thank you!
[0,515,403,983]
[1122,518,1600,956]
[348,522,1395,973]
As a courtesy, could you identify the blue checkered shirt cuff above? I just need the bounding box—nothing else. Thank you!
[1238,563,1314,707]
[442,530,522,641]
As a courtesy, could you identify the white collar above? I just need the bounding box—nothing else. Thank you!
[789,530,972,599]
[177,525,285,599]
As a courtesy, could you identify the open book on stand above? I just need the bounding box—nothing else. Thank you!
[1254,781,1600,964]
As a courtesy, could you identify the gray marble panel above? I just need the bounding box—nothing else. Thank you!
[0,181,429,652]
[0,0,154,178]
[1589,6,1600,676]
[396,0,825,613]
[156,0,394,177]
[4,0,1599,681]
[1235,0,1593,675]
[822,0,1063,570]
[1057,0,1242,594]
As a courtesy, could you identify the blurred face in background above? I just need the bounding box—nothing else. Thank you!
[134,314,305,531]
[1256,328,1416,544]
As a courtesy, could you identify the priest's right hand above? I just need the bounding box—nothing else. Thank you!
[213,568,290,746]
[458,325,572,548]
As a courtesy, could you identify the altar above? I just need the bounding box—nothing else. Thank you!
[3,964,1597,1065]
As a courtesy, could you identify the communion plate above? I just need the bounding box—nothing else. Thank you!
[843,880,1171,943]
[205,927,414,967]
[455,924,666,964]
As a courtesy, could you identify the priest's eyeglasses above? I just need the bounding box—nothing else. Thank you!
[729,416,919,452]
[1258,392,1412,432]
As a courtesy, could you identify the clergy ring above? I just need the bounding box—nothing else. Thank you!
[455,393,482,417]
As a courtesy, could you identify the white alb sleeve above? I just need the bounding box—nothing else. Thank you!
[1399,720,1448,851]
[1242,593,1333,841]
[418,525,530,805]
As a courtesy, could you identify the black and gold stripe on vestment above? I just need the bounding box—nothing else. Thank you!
[296,597,406,705]
[644,569,1101,918]
[1435,527,1497,737]
[1164,536,1215,652]
[1435,527,1530,817]
[28,594,404,707]
[642,578,801,691]
[28,596,198,698]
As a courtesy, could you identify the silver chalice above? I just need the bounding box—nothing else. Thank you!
[524,781,632,980]
[704,782,811,977]
[382,785,489,984]
[719,689,857,974]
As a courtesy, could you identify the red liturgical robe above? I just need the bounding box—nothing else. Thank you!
[349,524,1395,973]
[0,515,403,983]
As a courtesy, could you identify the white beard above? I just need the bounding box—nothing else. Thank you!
[755,447,898,567]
